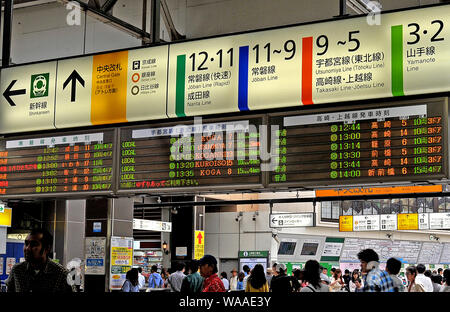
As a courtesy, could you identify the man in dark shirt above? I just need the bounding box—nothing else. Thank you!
[270,263,299,293]
[6,228,74,293]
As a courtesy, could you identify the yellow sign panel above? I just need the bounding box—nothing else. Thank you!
[339,216,353,232]
[397,213,419,230]
[194,230,205,260]
[91,51,129,125]
[0,208,12,227]
[111,246,133,266]
[316,185,442,197]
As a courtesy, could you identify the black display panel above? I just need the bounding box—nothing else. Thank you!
[300,243,319,256]
[0,130,115,196]
[269,99,448,187]
[118,118,264,192]
[278,241,297,255]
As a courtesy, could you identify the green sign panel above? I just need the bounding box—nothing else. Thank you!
[30,73,50,98]
[239,251,269,258]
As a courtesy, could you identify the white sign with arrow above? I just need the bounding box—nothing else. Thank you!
[55,56,92,128]
[0,62,57,134]
[269,213,315,228]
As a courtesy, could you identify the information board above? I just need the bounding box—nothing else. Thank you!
[0,130,115,197]
[110,236,133,290]
[167,5,450,118]
[340,238,421,263]
[353,215,380,231]
[55,46,168,128]
[269,99,447,186]
[440,243,450,264]
[85,237,106,275]
[429,212,450,229]
[417,242,444,264]
[380,214,397,231]
[118,118,263,192]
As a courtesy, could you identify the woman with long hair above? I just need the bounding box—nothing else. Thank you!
[349,269,363,292]
[406,266,425,292]
[236,272,245,290]
[300,260,329,292]
[122,268,140,292]
[329,268,345,292]
[245,264,269,292]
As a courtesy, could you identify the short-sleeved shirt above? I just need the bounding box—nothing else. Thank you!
[168,271,186,292]
[6,260,74,293]
[359,268,395,292]
[202,273,225,292]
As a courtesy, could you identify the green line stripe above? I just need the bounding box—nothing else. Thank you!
[320,256,340,262]
[325,237,345,243]
[175,55,186,117]
[391,25,404,97]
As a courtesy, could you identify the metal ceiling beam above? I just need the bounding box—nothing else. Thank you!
[160,0,185,41]
[134,191,450,208]
[58,0,152,43]
[100,0,118,12]
[2,0,14,68]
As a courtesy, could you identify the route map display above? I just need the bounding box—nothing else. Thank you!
[0,130,114,196]
[269,99,447,186]
[118,118,263,192]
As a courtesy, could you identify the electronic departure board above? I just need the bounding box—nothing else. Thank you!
[269,99,448,187]
[118,118,263,192]
[0,130,115,197]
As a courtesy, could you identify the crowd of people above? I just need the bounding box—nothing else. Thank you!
[4,228,450,293]
[124,249,450,293]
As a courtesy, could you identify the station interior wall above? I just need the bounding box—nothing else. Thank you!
[0,0,448,275]
[205,191,450,267]
[0,0,441,65]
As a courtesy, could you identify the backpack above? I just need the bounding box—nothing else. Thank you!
[149,273,161,288]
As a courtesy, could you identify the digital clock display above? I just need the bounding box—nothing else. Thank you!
[269,99,448,186]
[118,118,263,192]
[0,130,115,196]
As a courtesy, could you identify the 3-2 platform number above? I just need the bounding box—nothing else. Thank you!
[407,20,444,44]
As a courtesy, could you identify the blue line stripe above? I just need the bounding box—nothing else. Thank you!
[238,46,249,111]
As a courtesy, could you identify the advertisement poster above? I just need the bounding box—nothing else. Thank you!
[6,257,15,275]
[110,236,133,290]
[0,257,3,275]
[85,237,106,275]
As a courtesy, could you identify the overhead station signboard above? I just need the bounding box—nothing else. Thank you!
[269,213,315,228]
[167,5,450,118]
[132,218,172,232]
[429,212,450,229]
[0,130,115,197]
[1,5,449,134]
[269,99,447,187]
[340,212,450,232]
[117,118,263,193]
[55,46,168,129]
[353,215,380,231]
[0,62,57,134]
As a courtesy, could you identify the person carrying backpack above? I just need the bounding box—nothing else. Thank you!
[148,265,164,289]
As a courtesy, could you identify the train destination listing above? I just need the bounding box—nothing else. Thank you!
[270,101,447,186]
[119,119,263,191]
[0,131,114,195]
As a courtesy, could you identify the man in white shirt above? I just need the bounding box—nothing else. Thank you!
[137,267,146,290]
[168,262,186,292]
[415,264,433,292]
[220,272,230,290]
[229,268,238,290]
